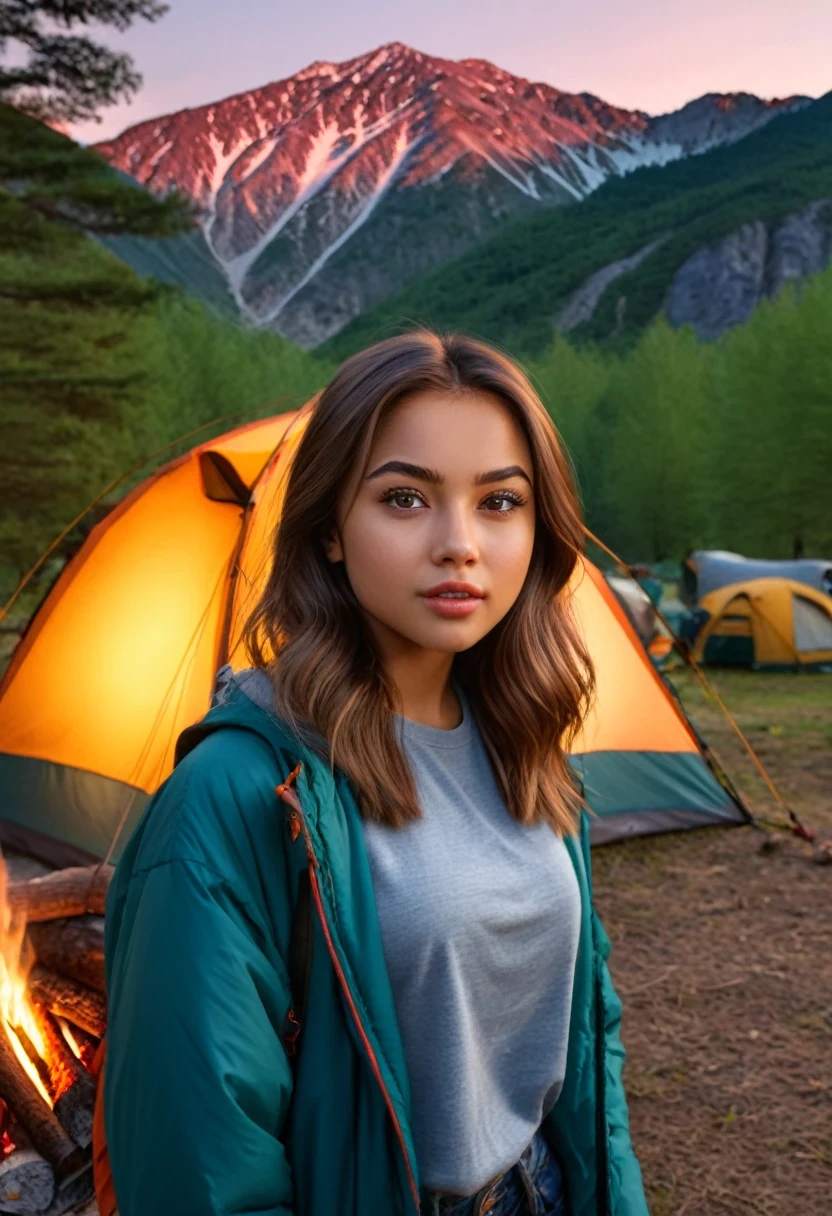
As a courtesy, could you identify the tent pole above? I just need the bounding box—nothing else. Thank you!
[215,407,315,669]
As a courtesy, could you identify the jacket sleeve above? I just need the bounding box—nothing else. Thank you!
[592,909,650,1216]
[104,854,295,1216]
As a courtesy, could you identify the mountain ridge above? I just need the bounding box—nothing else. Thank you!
[319,88,832,358]
[92,41,808,345]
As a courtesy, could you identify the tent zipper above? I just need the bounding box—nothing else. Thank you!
[276,771,421,1214]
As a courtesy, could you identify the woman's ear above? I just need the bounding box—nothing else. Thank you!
[323,528,344,563]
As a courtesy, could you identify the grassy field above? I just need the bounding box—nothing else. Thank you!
[593,668,832,1214]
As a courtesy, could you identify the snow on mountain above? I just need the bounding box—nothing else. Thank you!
[93,42,806,347]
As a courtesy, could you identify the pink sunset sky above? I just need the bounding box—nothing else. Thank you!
[68,0,831,143]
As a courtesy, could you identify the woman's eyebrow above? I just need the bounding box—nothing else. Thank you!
[365,460,532,486]
[475,465,532,486]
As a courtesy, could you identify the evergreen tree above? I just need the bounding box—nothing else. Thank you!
[0,101,190,237]
[708,268,832,557]
[529,335,611,524]
[0,0,167,126]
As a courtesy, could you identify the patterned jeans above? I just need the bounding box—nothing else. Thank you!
[419,1128,568,1216]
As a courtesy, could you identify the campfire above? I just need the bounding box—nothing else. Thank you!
[0,850,111,1215]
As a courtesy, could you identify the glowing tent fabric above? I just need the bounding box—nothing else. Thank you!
[0,412,745,865]
[0,411,306,865]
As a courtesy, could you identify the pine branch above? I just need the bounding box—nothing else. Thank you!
[0,0,168,122]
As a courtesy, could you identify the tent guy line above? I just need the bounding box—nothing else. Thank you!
[585,527,818,845]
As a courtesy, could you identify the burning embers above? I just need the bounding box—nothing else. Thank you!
[0,851,111,1215]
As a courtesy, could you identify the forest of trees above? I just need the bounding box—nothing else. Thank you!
[527,264,832,563]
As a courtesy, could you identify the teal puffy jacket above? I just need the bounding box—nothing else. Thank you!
[103,672,648,1216]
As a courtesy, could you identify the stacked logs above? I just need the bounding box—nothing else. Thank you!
[0,864,111,1216]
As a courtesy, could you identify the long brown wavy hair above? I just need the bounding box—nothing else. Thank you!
[243,328,594,835]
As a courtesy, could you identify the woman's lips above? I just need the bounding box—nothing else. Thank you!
[418,593,484,617]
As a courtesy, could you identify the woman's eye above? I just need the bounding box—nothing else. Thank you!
[483,493,523,512]
[382,489,425,510]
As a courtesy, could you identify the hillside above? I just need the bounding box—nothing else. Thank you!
[320,89,832,359]
[0,105,330,643]
[96,170,238,319]
[92,41,803,347]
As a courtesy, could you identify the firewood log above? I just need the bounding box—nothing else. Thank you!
[0,1145,55,1213]
[42,1162,95,1215]
[32,1004,96,1148]
[27,918,105,994]
[7,866,113,924]
[0,1030,86,1180]
[8,1022,52,1097]
[27,968,107,1040]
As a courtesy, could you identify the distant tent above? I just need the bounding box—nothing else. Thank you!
[693,578,832,671]
[682,550,832,606]
[605,574,656,646]
[0,411,747,866]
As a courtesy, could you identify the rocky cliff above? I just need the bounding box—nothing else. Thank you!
[666,199,832,338]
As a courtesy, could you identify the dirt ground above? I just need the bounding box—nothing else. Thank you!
[591,668,832,1215]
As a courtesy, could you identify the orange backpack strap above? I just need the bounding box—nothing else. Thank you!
[91,1038,119,1216]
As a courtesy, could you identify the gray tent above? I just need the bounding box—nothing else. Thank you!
[606,575,656,645]
[682,551,832,606]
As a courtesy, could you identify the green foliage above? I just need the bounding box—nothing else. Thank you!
[0,102,192,237]
[129,295,335,461]
[321,91,832,361]
[0,0,168,125]
[705,271,832,556]
[526,267,832,563]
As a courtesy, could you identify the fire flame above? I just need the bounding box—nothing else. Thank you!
[0,847,52,1107]
[57,1017,82,1060]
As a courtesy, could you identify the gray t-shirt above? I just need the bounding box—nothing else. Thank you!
[361,685,581,1195]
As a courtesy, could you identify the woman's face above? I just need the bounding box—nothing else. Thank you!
[326,388,536,657]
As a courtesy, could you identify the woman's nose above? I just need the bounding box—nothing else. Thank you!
[431,506,480,565]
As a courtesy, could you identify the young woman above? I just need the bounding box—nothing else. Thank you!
[101,330,648,1216]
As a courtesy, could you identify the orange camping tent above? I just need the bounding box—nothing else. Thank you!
[0,410,746,865]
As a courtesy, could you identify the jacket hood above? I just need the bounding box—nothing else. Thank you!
[173,663,304,772]
[211,663,278,716]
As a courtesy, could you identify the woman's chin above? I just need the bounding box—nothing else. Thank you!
[410,619,489,654]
